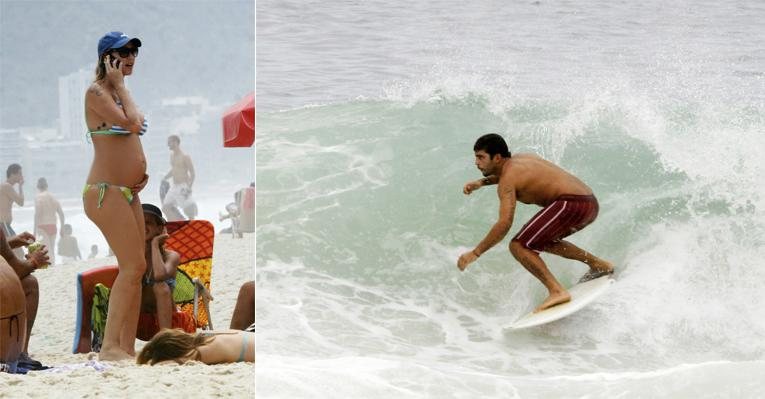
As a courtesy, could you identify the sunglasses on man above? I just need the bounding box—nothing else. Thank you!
[110,46,139,58]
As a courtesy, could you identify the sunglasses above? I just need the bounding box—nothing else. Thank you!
[110,47,139,58]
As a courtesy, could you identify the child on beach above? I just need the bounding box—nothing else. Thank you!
[219,191,241,238]
[87,245,98,260]
[58,224,82,262]
[137,328,254,365]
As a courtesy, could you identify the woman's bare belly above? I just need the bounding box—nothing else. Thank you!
[86,136,147,186]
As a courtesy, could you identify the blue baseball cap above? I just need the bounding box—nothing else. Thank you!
[97,31,142,57]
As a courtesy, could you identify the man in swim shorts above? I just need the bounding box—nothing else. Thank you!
[457,134,614,312]
[161,135,197,221]
[34,178,64,266]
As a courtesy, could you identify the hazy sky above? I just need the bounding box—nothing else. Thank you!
[0,0,255,128]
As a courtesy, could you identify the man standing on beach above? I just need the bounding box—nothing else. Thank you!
[457,133,613,312]
[34,178,65,266]
[162,135,197,221]
[1,164,25,258]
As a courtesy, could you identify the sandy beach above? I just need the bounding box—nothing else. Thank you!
[0,235,255,398]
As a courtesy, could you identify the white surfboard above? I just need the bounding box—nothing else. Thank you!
[506,275,614,330]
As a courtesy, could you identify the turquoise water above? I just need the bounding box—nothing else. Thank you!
[257,1,765,397]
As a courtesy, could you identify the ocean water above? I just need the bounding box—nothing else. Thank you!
[256,1,765,397]
[11,185,247,265]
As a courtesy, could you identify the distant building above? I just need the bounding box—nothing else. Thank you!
[58,68,92,141]
[0,129,22,166]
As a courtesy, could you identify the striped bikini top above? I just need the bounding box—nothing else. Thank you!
[87,100,148,138]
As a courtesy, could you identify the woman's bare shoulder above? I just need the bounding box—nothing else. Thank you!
[86,82,105,97]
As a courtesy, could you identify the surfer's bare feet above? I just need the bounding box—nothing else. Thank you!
[589,259,613,274]
[579,259,615,283]
[534,291,571,313]
[98,348,133,362]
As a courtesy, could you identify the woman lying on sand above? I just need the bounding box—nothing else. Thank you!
[137,328,254,365]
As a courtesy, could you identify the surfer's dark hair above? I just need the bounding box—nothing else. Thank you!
[474,133,511,158]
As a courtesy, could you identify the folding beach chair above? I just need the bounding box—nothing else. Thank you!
[72,220,215,354]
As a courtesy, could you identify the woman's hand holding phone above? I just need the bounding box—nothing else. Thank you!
[105,54,124,87]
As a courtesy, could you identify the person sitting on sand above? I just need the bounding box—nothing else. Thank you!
[137,328,254,365]
[229,281,255,331]
[88,244,98,260]
[58,224,82,262]
[1,256,26,374]
[219,191,241,238]
[0,229,49,371]
[137,204,195,340]
[229,281,255,332]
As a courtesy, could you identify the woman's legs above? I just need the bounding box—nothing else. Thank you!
[119,194,146,355]
[84,187,146,360]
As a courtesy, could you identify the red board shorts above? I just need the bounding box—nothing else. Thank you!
[512,194,599,252]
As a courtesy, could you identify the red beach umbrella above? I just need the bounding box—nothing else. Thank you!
[222,93,255,147]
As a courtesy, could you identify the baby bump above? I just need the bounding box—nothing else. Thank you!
[89,136,147,185]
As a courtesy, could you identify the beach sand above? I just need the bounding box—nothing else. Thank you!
[0,235,255,398]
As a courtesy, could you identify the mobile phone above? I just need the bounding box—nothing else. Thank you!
[112,58,121,69]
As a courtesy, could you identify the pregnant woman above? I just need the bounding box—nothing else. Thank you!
[83,31,149,361]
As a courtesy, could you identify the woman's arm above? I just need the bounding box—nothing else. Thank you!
[85,56,143,134]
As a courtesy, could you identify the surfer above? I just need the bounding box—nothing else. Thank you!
[458,133,613,312]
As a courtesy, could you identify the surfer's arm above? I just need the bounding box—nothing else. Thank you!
[480,175,499,186]
[473,184,516,256]
[463,175,498,195]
